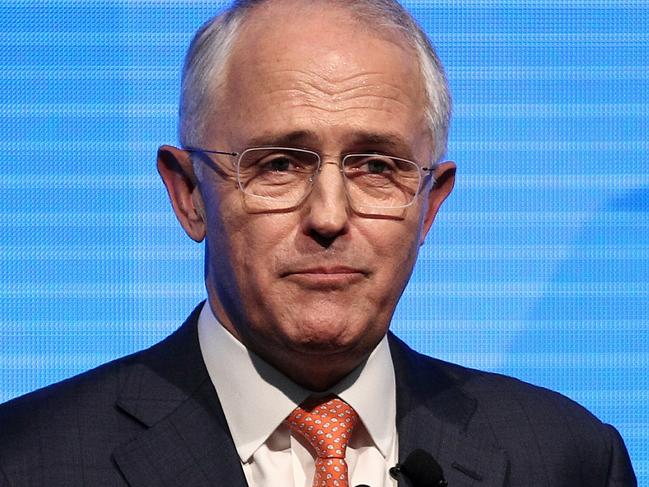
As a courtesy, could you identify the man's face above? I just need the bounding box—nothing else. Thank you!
[163,2,454,387]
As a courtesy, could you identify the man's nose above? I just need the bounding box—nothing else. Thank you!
[300,161,350,240]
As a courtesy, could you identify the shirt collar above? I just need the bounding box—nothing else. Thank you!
[197,302,396,462]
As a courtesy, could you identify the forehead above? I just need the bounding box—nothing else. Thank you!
[207,1,429,153]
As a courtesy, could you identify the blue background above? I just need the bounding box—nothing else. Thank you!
[0,0,647,481]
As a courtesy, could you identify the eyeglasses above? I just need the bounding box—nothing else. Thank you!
[183,146,435,216]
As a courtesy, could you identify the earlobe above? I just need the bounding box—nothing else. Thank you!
[419,161,456,246]
[157,145,207,242]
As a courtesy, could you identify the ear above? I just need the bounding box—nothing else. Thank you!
[419,161,456,246]
[157,145,206,242]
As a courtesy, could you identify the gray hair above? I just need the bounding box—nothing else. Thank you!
[179,0,451,164]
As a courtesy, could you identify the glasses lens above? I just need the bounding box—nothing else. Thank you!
[237,148,319,207]
[342,154,421,213]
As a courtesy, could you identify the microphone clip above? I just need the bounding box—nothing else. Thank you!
[389,449,448,487]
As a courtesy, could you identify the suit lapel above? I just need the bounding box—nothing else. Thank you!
[390,334,509,487]
[111,304,248,487]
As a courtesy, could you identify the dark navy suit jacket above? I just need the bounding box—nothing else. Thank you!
[0,304,636,486]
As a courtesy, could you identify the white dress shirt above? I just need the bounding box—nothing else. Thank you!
[197,302,398,487]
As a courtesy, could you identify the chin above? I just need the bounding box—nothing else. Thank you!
[281,318,379,356]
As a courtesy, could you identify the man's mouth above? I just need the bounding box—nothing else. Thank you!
[281,266,368,287]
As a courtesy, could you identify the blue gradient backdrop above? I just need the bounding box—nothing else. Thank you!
[1,0,647,481]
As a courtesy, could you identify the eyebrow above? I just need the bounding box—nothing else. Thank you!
[244,130,321,149]
[346,131,414,158]
[243,130,416,159]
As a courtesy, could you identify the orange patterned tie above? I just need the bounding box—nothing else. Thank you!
[285,396,359,487]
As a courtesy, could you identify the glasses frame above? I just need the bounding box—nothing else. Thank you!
[183,145,436,212]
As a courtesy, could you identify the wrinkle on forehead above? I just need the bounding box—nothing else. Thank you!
[224,52,424,120]
[266,69,419,103]
[271,70,383,95]
[254,73,419,117]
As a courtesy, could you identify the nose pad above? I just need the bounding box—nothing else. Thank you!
[312,160,344,183]
[314,160,342,176]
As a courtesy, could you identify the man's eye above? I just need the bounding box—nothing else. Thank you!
[261,156,293,172]
[345,156,398,176]
[355,156,396,174]
[366,159,390,174]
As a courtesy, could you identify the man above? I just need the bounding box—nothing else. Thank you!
[0,0,636,486]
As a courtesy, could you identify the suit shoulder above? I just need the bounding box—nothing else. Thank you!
[0,348,141,443]
[0,304,202,426]
[0,324,186,455]
[390,334,615,447]
[391,340,635,484]
[457,365,636,484]
[428,351,606,431]
[394,336,603,427]
[0,306,205,485]
[458,362,602,426]
[0,350,144,484]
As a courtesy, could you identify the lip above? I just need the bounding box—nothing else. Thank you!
[282,266,368,287]
[290,266,363,275]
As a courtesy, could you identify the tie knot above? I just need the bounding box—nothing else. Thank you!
[285,396,359,459]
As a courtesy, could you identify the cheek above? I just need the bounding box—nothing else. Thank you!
[202,187,253,280]
[221,211,298,283]
[356,214,424,299]
[360,215,422,261]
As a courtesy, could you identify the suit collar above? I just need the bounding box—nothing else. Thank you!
[389,333,509,486]
[112,303,248,487]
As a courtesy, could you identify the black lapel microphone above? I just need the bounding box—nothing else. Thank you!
[389,449,448,487]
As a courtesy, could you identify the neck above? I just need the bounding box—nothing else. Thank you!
[204,295,378,391]
[268,350,369,392]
